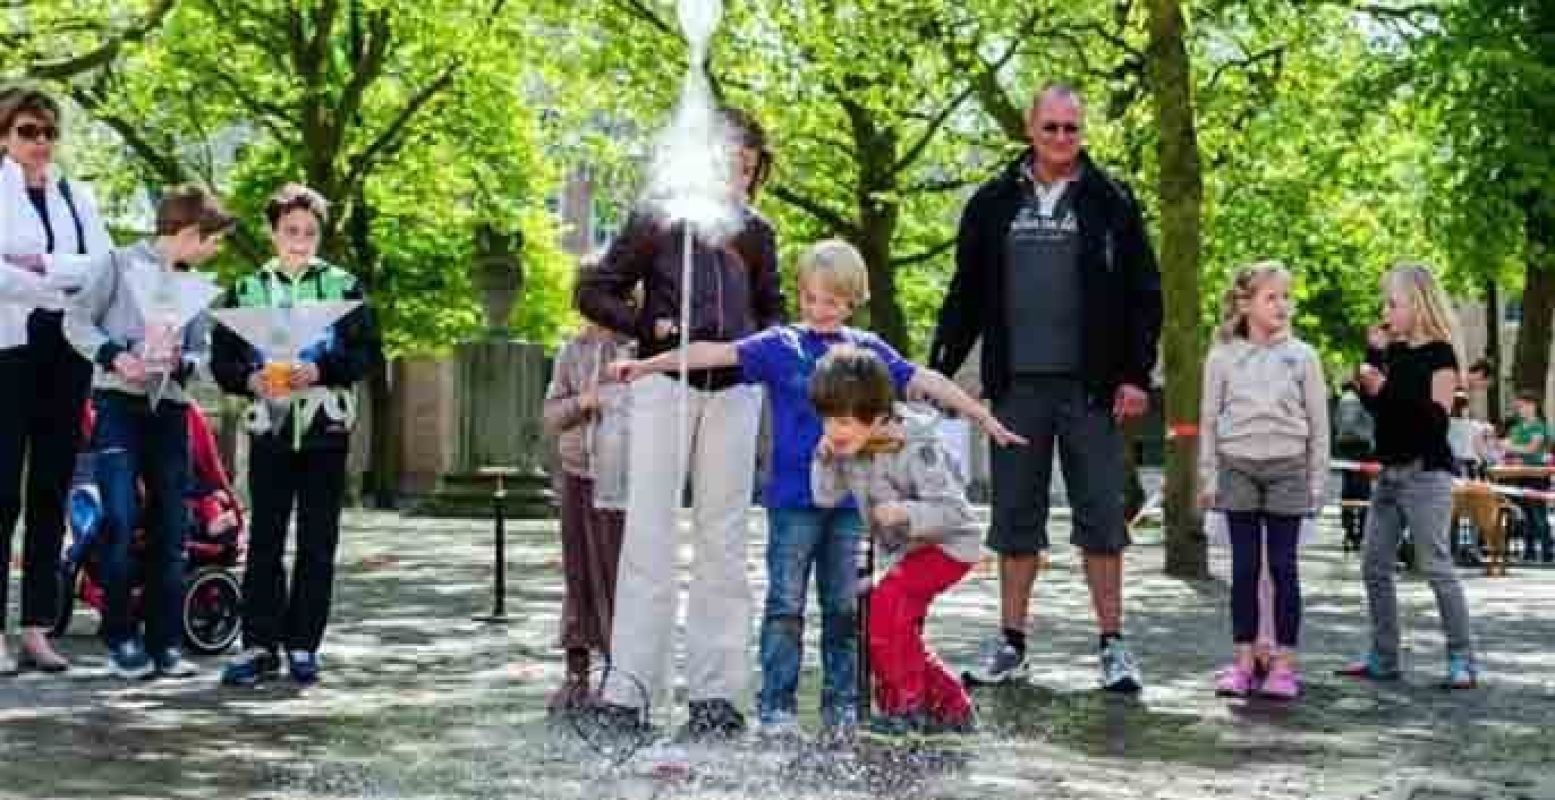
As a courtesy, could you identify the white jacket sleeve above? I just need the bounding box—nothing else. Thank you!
[0,263,51,305]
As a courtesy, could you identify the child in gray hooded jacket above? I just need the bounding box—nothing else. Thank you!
[1198,261,1328,701]
[810,346,979,737]
[63,185,234,680]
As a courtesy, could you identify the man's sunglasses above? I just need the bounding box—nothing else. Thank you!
[12,123,60,142]
[1041,123,1081,135]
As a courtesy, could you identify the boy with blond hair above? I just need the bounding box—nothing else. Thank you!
[612,238,1021,740]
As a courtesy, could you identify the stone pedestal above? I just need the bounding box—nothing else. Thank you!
[414,339,554,517]
[412,225,554,518]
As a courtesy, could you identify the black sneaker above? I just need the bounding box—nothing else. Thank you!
[680,698,746,741]
[582,702,650,738]
[918,711,978,741]
[860,712,919,745]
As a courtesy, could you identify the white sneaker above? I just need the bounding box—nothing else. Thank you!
[962,639,1029,686]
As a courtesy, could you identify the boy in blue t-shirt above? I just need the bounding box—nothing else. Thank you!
[612,238,1023,740]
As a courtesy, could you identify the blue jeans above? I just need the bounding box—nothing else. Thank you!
[757,507,861,725]
[92,391,190,652]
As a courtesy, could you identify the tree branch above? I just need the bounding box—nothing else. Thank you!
[1206,44,1286,92]
[71,83,267,265]
[891,81,979,175]
[340,64,460,196]
[207,68,295,144]
[767,183,860,238]
[607,0,676,37]
[942,8,1049,144]
[336,7,393,131]
[890,237,956,267]
[24,0,176,80]
[903,175,981,194]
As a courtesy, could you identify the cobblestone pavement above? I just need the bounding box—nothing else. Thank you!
[0,510,1551,800]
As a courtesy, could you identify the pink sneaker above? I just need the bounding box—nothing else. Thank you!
[1214,664,1256,697]
[1259,667,1301,700]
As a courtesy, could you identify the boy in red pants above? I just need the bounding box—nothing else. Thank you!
[809,346,980,739]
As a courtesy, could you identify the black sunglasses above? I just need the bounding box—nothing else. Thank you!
[1040,122,1081,135]
[12,123,60,142]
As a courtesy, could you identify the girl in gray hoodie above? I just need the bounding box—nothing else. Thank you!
[1198,261,1328,700]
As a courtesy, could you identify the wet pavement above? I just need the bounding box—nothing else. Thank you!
[1,510,1552,799]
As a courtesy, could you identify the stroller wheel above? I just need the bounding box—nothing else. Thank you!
[183,567,242,656]
[49,563,82,639]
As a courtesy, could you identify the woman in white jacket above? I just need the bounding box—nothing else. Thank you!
[0,87,113,675]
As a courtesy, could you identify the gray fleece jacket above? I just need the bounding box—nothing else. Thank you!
[63,240,213,406]
[1198,333,1330,506]
[811,403,982,572]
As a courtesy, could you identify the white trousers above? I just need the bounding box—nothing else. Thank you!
[603,375,761,709]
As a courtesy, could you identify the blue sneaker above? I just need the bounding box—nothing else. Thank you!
[221,648,281,686]
[1336,652,1401,681]
[288,651,321,686]
[1444,653,1478,689]
[107,640,155,680]
[153,649,199,678]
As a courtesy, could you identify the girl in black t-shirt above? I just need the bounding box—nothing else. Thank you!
[1338,263,1478,689]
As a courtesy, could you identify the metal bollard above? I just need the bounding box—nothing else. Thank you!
[474,467,518,624]
[856,531,874,724]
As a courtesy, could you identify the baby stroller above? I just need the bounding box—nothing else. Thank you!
[50,403,247,655]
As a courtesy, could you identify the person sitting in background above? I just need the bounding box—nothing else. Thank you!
[1500,391,1552,563]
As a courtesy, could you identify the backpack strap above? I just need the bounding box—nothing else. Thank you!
[56,179,87,256]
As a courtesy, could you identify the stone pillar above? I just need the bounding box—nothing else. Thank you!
[413,226,554,517]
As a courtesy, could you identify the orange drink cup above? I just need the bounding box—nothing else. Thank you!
[262,360,292,397]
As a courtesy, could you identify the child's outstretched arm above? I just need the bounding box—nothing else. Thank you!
[611,341,739,382]
[906,367,1026,447]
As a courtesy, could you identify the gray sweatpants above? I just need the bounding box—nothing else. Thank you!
[1362,463,1475,670]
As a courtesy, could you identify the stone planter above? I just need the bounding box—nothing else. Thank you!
[471,225,525,339]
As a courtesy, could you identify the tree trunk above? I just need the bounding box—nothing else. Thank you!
[1147,0,1208,579]
[845,104,909,353]
[856,203,907,353]
[340,191,398,509]
[1512,199,1555,402]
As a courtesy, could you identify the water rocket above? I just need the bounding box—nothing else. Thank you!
[210,301,361,367]
[124,268,222,409]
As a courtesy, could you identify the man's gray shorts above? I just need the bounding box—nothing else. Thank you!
[989,376,1130,555]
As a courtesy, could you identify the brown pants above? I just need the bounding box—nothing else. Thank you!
[559,472,625,654]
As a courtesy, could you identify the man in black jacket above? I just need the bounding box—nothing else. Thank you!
[930,84,1161,693]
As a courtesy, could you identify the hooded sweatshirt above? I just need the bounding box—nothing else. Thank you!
[1198,333,1330,506]
[811,403,981,573]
